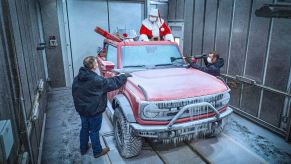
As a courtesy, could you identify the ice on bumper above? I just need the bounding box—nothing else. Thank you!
[131,107,232,142]
[132,91,232,142]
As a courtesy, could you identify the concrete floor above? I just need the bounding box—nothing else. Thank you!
[42,88,291,164]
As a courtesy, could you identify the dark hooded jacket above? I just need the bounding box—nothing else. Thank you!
[190,56,224,76]
[72,67,127,117]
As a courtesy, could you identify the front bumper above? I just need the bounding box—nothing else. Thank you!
[130,107,233,139]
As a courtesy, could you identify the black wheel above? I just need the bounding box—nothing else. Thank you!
[113,107,143,158]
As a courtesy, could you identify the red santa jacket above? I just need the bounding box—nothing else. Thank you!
[139,18,174,41]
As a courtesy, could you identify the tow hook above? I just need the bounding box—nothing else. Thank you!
[213,121,219,128]
[212,120,222,128]
[211,120,222,132]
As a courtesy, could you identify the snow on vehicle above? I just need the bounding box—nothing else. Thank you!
[95,27,233,158]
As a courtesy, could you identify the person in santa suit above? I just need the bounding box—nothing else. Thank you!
[139,8,174,42]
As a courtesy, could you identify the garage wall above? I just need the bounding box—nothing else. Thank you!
[60,0,145,79]
[168,0,185,21]
[40,0,67,87]
[183,0,291,140]
[0,0,48,163]
[65,0,109,77]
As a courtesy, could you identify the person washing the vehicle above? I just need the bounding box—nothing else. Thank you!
[72,56,131,158]
[139,8,174,42]
[187,52,224,76]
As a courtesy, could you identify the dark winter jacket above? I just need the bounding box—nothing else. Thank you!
[72,67,127,117]
[190,57,224,76]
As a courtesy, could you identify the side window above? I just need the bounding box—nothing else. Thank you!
[106,44,117,67]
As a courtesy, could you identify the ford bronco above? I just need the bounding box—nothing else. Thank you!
[97,38,232,158]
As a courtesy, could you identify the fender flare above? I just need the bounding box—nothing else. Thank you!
[113,94,136,123]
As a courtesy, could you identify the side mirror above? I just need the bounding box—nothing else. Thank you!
[100,60,115,72]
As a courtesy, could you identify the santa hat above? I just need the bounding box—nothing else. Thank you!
[149,8,159,17]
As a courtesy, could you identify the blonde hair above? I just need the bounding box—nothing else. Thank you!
[83,56,97,69]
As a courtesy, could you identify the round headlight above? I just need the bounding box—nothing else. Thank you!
[143,104,159,118]
[222,92,230,105]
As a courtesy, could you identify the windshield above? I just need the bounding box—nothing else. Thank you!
[121,44,183,67]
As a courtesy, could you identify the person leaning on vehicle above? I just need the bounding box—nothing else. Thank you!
[72,56,131,158]
[187,52,224,76]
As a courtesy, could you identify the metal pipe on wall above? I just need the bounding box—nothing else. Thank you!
[20,97,35,164]
[222,74,291,97]
[31,79,44,122]
[19,78,44,163]
[37,113,47,164]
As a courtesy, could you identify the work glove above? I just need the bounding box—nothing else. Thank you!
[191,57,198,63]
[124,73,132,78]
[186,64,192,69]
[120,72,132,78]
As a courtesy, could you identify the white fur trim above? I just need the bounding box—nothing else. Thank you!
[165,34,174,42]
[139,34,149,41]
[152,27,159,37]
[142,18,164,30]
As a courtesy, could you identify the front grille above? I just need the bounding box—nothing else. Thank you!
[154,93,224,109]
[140,91,229,121]
[155,104,220,121]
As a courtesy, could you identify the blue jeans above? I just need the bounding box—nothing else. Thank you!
[80,114,103,155]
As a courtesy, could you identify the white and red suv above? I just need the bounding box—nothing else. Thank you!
[97,39,232,158]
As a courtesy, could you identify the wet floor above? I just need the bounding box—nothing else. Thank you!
[42,88,291,164]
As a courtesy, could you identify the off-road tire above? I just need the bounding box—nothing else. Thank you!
[113,107,143,158]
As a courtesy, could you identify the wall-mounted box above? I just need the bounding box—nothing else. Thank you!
[0,120,14,162]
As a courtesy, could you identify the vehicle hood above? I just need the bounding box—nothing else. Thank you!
[127,68,228,101]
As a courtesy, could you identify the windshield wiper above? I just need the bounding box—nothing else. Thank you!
[123,65,146,68]
[155,63,173,67]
